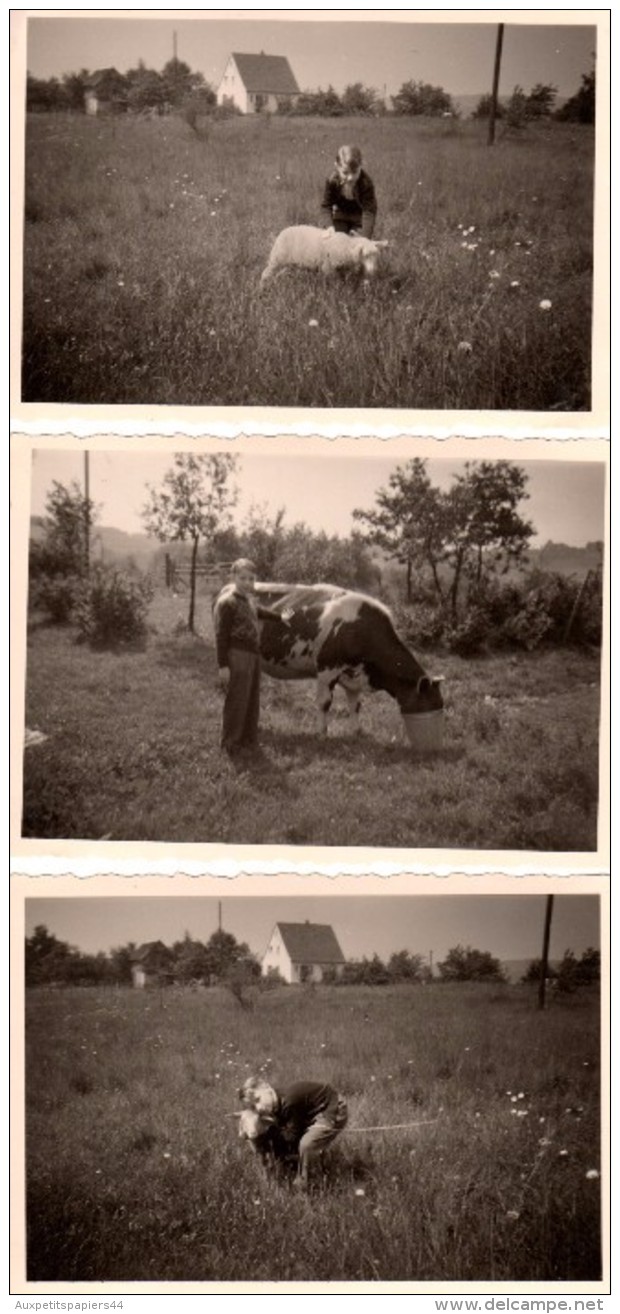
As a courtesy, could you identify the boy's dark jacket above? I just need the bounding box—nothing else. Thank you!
[215,590,283,668]
[321,168,377,237]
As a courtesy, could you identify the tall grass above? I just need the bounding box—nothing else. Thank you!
[22,114,593,409]
[25,982,601,1282]
[22,592,601,849]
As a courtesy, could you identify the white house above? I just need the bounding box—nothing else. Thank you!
[216,52,299,114]
[262,921,345,984]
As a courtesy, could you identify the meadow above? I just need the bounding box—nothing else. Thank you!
[22,590,601,850]
[25,980,602,1283]
[21,113,593,409]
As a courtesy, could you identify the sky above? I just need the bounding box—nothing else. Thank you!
[24,893,599,963]
[30,449,606,548]
[26,16,595,100]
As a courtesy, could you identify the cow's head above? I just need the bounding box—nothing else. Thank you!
[398,674,445,717]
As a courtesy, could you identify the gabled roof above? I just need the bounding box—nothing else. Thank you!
[132,940,173,966]
[231,53,299,96]
[273,922,345,964]
[86,68,127,93]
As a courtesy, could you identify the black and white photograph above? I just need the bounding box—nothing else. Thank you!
[15,11,604,413]
[18,884,604,1284]
[18,437,607,854]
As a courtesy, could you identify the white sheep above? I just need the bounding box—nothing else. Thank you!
[260,225,388,286]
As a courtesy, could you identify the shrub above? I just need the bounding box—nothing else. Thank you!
[394,600,447,650]
[32,572,80,624]
[74,564,153,647]
[446,607,490,656]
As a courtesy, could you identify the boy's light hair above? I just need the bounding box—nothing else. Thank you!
[231,558,257,578]
[239,1075,279,1116]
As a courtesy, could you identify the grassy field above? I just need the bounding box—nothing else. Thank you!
[22,113,593,409]
[25,981,602,1283]
[22,591,601,850]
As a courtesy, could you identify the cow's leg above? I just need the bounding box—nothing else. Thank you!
[342,683,362,735]
[316,672,338,735]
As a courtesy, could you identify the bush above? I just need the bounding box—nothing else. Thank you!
[32,572,81,624]
[74,564,153,647]
[447,607,490,656]
[394,600,447,650]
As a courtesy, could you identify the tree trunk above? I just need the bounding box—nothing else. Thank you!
[406,558,412,603]
[476,544,483,586]
[450,549,464,621]
[429,557,444,599]
[188,534,199,633]
[538,895,554,1011]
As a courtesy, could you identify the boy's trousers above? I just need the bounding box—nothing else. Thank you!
[297,1094,348,1180]
[222,647,261,750]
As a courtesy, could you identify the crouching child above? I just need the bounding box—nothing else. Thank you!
[238,1075,348,1190]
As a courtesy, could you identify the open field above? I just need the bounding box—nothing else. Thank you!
[22,592,601,849]
[25,981,602,1282]
[22,114,593,409]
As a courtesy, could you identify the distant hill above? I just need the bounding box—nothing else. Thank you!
[453,92,568,118]
[502,958,560,984]
[30,517,159,572]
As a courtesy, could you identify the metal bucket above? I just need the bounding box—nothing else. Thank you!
[402,709,445,755]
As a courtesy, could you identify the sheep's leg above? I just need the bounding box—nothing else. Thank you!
[260,261,285,286]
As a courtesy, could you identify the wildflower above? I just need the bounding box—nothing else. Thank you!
[370,1076,376,1082]
[355,1187,366,1197]
[517,1092,525,1100]
[163,1152,171,1160]
[539,1116,546,1123]
[117,281,125,288]
[308,319,319,328]
[586,1169,600,1180]
[253,1197,261,1205]
[464,1047,470,1051]
[275,175,281,180]
[489,270,501,280]
[457,341,472,354]
[467,242,478,251]
[538,1138,551,1147]
[320,1043,326,1048]
[510,280,520,289]
[461,241,469,249]
[515,241,522,246]
[559,1149,569,1157]
[511,1095,518,1103]
[489,248,495,255]
[208,328,216,337]
[210,211,217,217]
[506,1210,520,1221]
[506,1091,512,1096]
[539,299,552,311]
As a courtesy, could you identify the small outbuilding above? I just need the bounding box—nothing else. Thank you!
[131,940,174,988]
[84,68,128,116]
[216,52,299,114]
[262,921,345,984]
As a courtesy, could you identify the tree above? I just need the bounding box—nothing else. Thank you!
[442,462,533,620]
[30,479,96,580]
[521,957,558,983]
[504,85,529,130]
[126,62,166,113]
[108,943,136,985]
[205,929,255,980]
[341,82,380,115]
[393,80,454,117]
[387,950,425,983]
[556,67,595,124]
[160,57,202,106]
[525,84,557,119]
[172,933,211,983]
[62,69,91,111]
[353,458,445,602]
[143,453,238,632]
[25,925,75,985]
[473,94,505,120]
[438,945,505,983]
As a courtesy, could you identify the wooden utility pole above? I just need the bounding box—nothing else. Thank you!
[218,901,222,933]
[538,895,554,1010]
[84,450,90,574]
[488,23,505,145]
[173,29,178,62]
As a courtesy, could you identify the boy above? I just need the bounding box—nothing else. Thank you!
[320,144,377,239]
[238,1075,348,1190]
[214,559,288,756]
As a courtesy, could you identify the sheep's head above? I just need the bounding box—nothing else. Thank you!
[355,237,389,278]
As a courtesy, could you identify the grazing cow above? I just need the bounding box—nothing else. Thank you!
[214,583,444,744]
